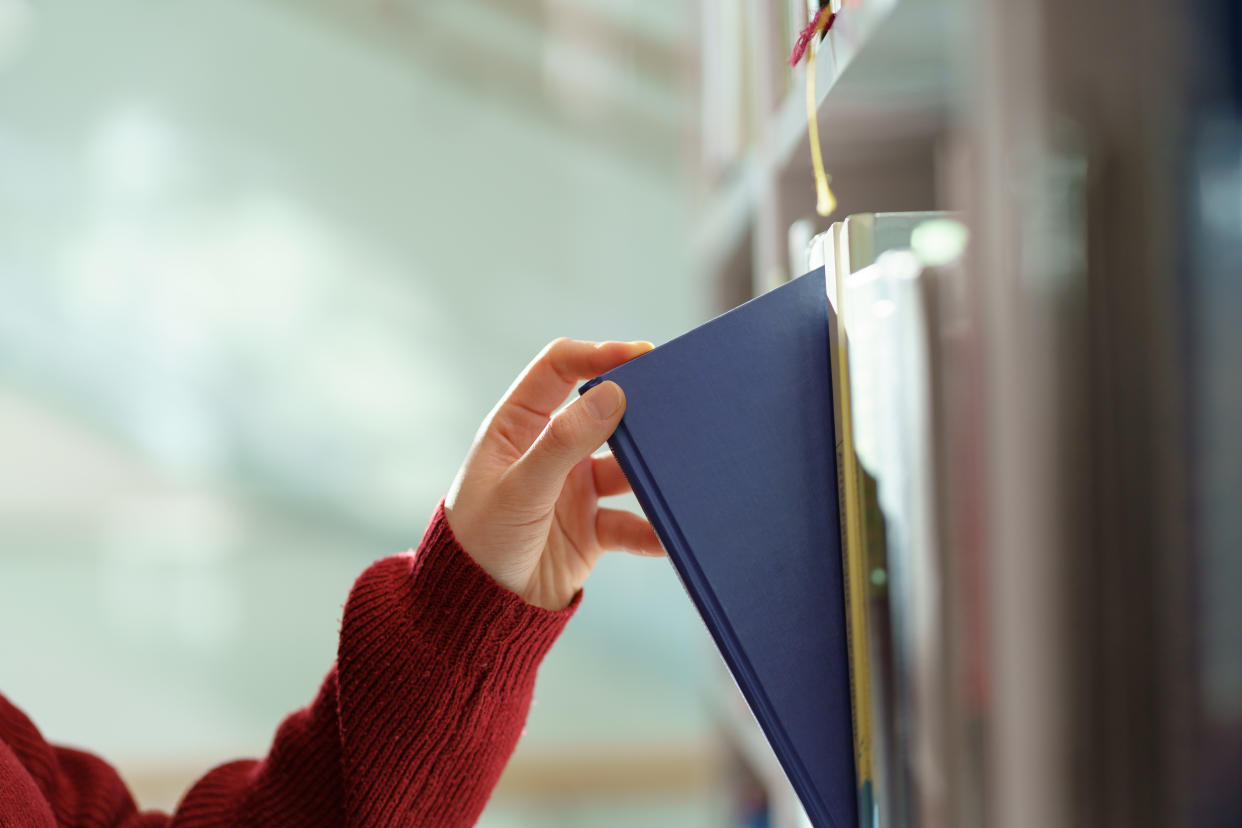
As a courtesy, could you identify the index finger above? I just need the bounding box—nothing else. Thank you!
[502,338,652,418]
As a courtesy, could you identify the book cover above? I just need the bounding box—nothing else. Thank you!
[806,210,954,828]
[580,269,857,828]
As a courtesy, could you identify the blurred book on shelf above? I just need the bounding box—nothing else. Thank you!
[801,212,968,828]
[698,0,746,178]
[702,212,971,828]
[803,211,948,828]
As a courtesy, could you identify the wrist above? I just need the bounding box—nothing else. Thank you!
[401,500,580,666]
[441,496,557,609]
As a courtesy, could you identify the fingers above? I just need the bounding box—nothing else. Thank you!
[596,508,664,556]
[510,380,626,502]
[503,339,652,420]
[591,452,631,497]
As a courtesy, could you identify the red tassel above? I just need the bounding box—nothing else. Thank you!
[788,7,838,67]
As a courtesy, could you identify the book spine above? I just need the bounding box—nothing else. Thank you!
[830,231,878,825]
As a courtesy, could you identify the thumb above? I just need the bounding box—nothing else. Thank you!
[512,381,625,501]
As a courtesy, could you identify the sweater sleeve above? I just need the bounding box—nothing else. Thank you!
[2,501,578,828]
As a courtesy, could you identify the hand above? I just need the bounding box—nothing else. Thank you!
[443,338,664,611]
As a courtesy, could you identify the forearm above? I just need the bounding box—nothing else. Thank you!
[179,502,577,827]
[0,503,574,828]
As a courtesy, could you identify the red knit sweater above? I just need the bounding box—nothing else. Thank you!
[0,502,578,827]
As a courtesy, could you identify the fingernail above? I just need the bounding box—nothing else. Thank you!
[584,381,622,420]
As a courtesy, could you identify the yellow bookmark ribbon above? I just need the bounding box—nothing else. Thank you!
[804,11,837,217]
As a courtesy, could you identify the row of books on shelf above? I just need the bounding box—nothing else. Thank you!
[712,211,978,828]
[589,204,974,826]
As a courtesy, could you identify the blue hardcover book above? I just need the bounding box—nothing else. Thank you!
[580,269,857,828]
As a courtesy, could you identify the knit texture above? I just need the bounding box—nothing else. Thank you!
[0,501,578,827]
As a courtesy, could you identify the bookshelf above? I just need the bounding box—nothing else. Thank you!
[693,0,1227,826]
[693,0,962,296]
[694,2,963,825]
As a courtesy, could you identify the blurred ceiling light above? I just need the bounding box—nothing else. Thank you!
[911,218,969,266]
[89,107,191,203]
[0,0,34,70]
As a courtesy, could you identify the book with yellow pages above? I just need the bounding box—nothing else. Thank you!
[806,211,949,828]
[808,224,880,828]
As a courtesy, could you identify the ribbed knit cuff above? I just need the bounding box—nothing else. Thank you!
[403,500,580,679]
